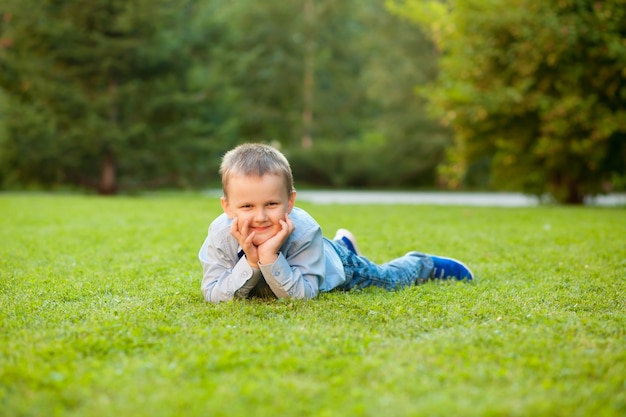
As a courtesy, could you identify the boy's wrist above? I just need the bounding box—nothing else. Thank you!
[238,252,260,269]
[258,252,279,266]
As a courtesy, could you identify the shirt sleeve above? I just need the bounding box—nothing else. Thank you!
[199,228,263,303]
[257,226,324,300]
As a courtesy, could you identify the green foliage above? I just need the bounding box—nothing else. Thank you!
[220,0,449,188]
[287,136,443,189]
[0,0,236,193]
[391,0,626,203]
[1,194,625,416]
[0,0,448,193]
[208,0,307,145]
[215,0,447,150]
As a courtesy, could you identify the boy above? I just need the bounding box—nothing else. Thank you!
[198,143,473,303]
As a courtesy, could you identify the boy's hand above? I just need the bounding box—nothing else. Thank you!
[230,217,260,267]
[257,213,295,264]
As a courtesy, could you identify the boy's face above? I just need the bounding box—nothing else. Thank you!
[221,173,296,246]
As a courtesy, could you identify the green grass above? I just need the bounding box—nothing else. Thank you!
[1,193,625,417]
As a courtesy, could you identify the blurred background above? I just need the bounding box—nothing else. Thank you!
[0,0,624,204]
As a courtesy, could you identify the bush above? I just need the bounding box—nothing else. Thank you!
[287,136,444,189]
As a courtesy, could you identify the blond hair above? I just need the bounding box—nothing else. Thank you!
[220,143,294,197]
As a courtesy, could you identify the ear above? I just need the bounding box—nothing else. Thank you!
[287,191,296,214]
[220,196,233,218]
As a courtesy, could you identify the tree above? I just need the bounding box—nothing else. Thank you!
[218,0,448,188]
[0,0,452,192]
[353,1,450,187]
[213,0,373,148]
[390,0,626,203]
[0,0,234,193]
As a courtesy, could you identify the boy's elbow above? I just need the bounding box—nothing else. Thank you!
[271,279,319,300]
[201,285,232,304]
[288,285,319,300]
[201,288,217,303]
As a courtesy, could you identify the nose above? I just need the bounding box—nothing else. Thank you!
[253,207,268,222]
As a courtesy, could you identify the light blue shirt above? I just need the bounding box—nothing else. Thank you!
[198,207,346,303]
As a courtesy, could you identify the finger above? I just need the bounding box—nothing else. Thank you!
[278,218,294,236]
[230,217,240,237]
[244,231,256,248]
[284,214,295,232]
[241,219,250,236]
[276,220,286,236]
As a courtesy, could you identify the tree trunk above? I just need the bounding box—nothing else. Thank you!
[99,79,118,195]
[98,151,117,195]
[564,181,584,205]
[301,0,315,149]
[553,175,584,205]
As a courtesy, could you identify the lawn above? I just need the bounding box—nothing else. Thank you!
[1,193,625,417]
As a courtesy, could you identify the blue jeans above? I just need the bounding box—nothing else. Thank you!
[327,239,434,291]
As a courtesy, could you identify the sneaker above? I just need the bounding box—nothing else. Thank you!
[333,228,362,256]
[430,256,474,281]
